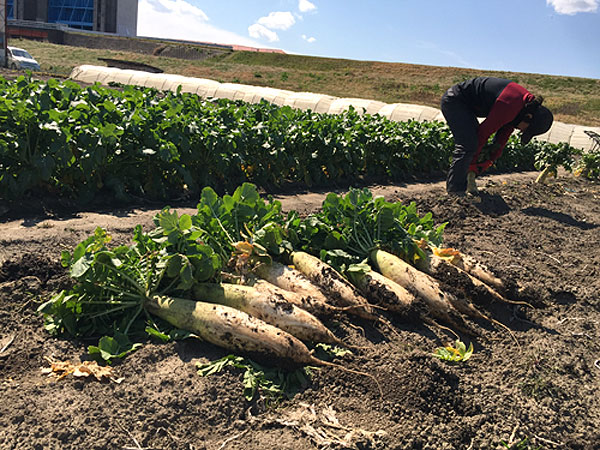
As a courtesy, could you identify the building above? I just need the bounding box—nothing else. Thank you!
[7,0,138,37]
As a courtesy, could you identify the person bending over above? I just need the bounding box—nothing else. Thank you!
[441,77,553,195]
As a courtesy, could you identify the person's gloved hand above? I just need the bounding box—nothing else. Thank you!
[471,142,501,175]
[466,171,479,195]
[468,160,493,175]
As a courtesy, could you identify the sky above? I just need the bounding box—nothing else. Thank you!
[137,0,600,79]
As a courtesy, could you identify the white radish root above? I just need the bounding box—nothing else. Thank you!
[291,251,377,321]
[352,269,423,320]
[426,255,533,308]
[370,249,472,333]
[250,266,341,318]
[192,282,345,346]
[146,295,382,395]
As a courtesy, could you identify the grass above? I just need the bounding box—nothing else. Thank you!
[8,37,600,127]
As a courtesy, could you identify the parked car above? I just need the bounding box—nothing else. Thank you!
[4,46,41,71]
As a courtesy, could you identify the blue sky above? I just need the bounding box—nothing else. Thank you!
[137,0,600,79]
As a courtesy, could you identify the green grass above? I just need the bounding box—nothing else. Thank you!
[9,37,600,127]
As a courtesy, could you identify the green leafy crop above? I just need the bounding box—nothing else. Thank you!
[37,211,220,362]
[287,187,446,272]
[432,340,474,362]
[534,142,580,175]
[0,75,572,204]
[197,355,313,403]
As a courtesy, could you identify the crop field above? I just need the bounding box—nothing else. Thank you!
[1,55,600,449]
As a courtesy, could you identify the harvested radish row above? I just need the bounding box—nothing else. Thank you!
[40,183,528,399]
[433,247,506,292]
[145,295,319,366]
[291,251,378,321]
[191,282,344,346]
[425,255,532,308]
[370,249,474,333]
[252,262,340,317]
[351,269,423,320]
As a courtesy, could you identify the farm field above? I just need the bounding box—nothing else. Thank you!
[1,172,599,449]
[1,41,600,450]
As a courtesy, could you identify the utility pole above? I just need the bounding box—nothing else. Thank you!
[0,0,6,68]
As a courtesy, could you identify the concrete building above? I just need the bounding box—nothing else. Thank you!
[7,0,137,37]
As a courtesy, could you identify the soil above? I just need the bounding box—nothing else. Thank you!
[1,172,600,450]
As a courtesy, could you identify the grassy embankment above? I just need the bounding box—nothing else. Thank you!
[10,37,600,127]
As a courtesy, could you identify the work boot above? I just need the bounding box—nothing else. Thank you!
[466,171,479,196]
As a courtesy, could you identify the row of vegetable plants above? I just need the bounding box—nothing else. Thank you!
[40,183,522,398]
[2,75,595,204]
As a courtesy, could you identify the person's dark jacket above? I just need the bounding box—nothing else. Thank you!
[452,77,534,173]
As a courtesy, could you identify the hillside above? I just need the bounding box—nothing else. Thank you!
[9,37,600,127]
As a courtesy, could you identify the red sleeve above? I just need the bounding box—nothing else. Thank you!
[469,83,533,174]
[470,125,513,172]
[490,126,512,160]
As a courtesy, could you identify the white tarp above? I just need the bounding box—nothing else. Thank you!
[69,65,600,151]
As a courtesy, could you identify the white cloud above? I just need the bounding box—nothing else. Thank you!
[302,34,316,43]
[249,11,295,42]
[299,0,317,13]
[137,0,268,47]
[257,11,296,30]
[142,0,208,21]
[547,0,598,14]
[248,24,280,42]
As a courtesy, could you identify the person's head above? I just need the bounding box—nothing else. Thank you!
[517,96,554,144]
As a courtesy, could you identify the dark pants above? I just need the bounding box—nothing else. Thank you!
[441,88,479,193]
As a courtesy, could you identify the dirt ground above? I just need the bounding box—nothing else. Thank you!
[1,171,599,450]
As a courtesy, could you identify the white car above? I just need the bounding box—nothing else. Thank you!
[5,46,41,71]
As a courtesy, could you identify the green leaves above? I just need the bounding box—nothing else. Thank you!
[37,291,81,337]
[88,333,142,364]
[534,141,580,173]
[0,75,579,203]
[194,183,288,260]
[432,340,474,362]
[575,146,600,180]
[145,325,193,343]
[291,187,444,270]
[313,343,353,360]
[39,209,222,362]
[150,208,221,286]
[197,355,313,402]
